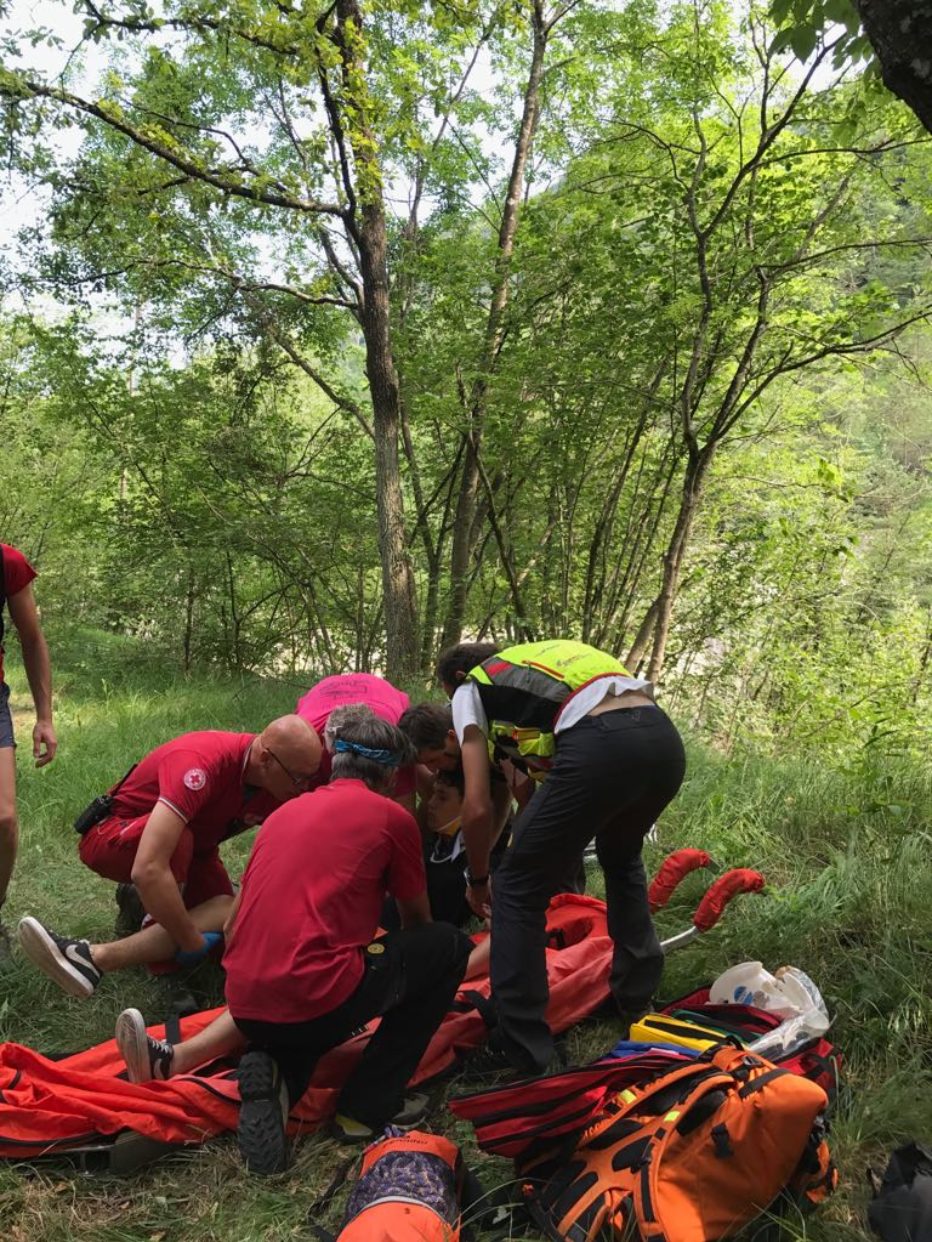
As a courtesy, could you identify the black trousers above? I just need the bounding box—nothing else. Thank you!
[233,921,471,1129]
[490,706,686,1074]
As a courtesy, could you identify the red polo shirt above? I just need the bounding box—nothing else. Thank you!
[1,544,38,684]
[224,778,426,1023]
[110,730,281,853]
[296,673,415,798]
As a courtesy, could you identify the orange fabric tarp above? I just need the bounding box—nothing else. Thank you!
[0,894,611,1158]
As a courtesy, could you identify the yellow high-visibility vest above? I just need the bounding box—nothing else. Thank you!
[467,639,631,777]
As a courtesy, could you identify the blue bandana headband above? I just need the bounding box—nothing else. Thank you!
[333,737,402,767]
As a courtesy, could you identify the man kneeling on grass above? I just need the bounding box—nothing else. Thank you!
[113,704,472,1173]
[17,714,322,994]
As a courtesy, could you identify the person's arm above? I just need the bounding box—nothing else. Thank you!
[413,767,436,835]
[396,891,431,929]
[7,584,56,767]
[130,802,205,954]
[490,777,514,844]
[459,726,494,917]
[460,726,493,870]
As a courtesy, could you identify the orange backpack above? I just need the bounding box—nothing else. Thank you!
[332,1130,463,1242]
[523,1043,836,1242]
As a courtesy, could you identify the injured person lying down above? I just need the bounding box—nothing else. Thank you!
[381,766,508,933]
[113,703,473,1174]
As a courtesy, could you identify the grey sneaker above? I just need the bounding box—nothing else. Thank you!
[18,916,102,998]
[116,1008,175,1083]
[330,1092,430,1143]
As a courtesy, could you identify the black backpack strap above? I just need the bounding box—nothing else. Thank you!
[450,989,498,1029]
[306,1151,359,1229]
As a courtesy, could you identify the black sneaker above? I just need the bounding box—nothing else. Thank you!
[460,1034,565,1082]
[17,916,102,998]
[115,1008,174,1083]
[114,883,145,937]
[237,1050,289,1175]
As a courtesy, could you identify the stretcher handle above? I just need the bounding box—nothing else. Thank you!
[648,848,715,913]
[692,868,765,932]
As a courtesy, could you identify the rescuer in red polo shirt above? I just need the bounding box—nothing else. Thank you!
[0,542,56,957]
[17,714,322,992]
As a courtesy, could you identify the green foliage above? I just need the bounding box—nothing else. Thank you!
[769,0,866,70]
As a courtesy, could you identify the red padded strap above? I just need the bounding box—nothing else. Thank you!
[647,848,713,912]
[692,869,764,931]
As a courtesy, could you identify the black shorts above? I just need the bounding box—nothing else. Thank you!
[0,683,14,750]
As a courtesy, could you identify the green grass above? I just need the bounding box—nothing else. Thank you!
[1,628,930,1239]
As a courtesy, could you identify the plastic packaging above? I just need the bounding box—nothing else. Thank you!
[710,961,831,1058]
[710,962,788,1012]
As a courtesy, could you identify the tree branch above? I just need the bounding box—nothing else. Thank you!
[0,76,343,217]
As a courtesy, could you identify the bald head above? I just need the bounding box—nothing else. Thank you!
[251,714,323,801]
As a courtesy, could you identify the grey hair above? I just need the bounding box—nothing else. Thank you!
[324,703,415,795]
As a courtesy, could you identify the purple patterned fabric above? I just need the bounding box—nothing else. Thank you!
[344,1150,458,1225]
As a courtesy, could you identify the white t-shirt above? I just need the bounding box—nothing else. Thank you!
[451,673,654,743]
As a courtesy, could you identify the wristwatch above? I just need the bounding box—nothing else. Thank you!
[466,870,489,886]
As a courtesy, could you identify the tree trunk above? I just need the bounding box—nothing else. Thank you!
[856,0,932,133]
[182,567,195,672]
[337,0,419,680]
[441,5,549,648]
[626,599,660,673]
[646,449,715,682]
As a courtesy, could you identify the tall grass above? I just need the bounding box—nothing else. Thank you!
[0,631,929,1239]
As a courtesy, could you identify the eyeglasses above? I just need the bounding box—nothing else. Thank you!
[267,748,316,792]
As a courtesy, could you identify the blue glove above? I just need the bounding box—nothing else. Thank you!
[175,930,223,967]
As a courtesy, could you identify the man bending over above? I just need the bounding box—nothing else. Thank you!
[296,671,418,811]
[18,714,321,994]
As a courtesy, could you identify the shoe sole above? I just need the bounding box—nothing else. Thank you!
[115,1008,152,1083]
[237,1051,289,1175]
[18,917,96,998]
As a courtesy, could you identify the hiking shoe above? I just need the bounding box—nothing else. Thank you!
[114,883,145,937]
[331,1092,430,1143]
[616,1005,652,1041]
[461,1036,565,1081]
[237,1050,289,1175]
[17,916,102,998]
[116,1008,175,1083]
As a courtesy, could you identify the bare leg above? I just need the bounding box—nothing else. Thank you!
[464,934,490,981]
[92,895,233,973]
[171,1008,245,1075]
[0,748,18,909]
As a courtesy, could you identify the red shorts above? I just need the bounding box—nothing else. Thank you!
[78,814,234,909]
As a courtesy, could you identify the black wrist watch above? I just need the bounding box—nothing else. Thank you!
[466,870,489,886]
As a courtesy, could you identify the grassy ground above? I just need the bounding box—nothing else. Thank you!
[1,629,930,1239]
